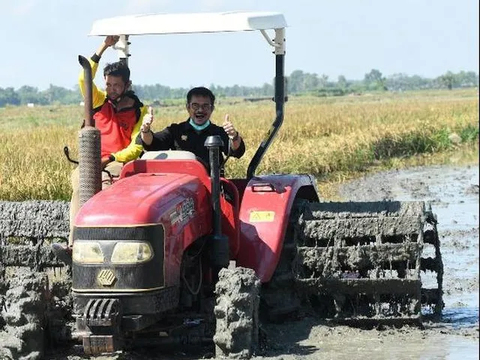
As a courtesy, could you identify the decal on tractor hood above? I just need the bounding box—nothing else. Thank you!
[169,198,195,226]
[249,210,275,222]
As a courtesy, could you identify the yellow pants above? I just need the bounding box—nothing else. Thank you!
[69,161,123,245]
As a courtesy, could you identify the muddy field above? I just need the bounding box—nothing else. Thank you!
[4,164,478,360]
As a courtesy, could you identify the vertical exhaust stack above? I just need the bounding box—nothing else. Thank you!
[78,55,102,206]
[205,135,229,271]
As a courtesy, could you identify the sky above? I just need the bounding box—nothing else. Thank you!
[0,0,478,90]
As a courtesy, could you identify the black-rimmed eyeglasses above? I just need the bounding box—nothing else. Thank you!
[189,103,213,110]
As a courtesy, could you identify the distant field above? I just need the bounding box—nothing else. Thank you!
[0,88,478,200]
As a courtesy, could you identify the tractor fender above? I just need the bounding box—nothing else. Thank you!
[236,174,318,282]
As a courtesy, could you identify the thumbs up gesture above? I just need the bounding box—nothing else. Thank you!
[141,106,154,133]
[222,114,238,140]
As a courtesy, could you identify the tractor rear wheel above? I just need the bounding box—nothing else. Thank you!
[260,198,443,326]
[294,200,443,326]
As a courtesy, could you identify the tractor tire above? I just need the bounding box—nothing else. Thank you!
[260,199,306,322]
[293,200,443,325]
[213,267,260,359]
[259,198,442,326]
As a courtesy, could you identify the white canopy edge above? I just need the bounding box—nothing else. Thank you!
[89,11,287,36]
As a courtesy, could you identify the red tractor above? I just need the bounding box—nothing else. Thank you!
[71,12,443,357]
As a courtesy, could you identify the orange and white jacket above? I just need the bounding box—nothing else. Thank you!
[78,58,146,162]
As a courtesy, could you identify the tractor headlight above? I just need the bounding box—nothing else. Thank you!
[111,242,153,264]
[72,241,104,264]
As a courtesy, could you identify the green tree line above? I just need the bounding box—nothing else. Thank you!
[0,69,478,107]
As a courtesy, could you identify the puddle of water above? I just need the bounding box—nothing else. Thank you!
[444,338,480,360]
[389,167,479,325]
[315,333,479,360]
[442,306,479,328]
[388,166,479,232]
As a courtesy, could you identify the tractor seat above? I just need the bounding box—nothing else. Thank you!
[141,150,197,160]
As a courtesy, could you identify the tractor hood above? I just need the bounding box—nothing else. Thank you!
[75,172,210,227]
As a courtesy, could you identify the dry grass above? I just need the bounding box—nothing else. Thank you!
[0,89,478,200]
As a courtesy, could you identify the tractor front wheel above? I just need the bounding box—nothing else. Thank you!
[213,267,260,359]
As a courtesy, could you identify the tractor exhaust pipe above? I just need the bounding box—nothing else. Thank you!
[78,55,102,207]
[205,135,229,271]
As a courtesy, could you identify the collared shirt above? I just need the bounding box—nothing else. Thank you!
[137,119,245,173]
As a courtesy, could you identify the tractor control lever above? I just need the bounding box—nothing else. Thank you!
[64,146,79,165]
[64,145,113,180]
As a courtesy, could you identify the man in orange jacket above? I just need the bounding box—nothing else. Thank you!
[53,35,148,264]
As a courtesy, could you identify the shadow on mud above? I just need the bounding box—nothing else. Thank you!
[258,317,322,357]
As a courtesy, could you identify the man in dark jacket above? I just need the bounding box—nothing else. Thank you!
[138,86,245,172]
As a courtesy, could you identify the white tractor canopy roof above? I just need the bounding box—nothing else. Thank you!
[89,11,287,36]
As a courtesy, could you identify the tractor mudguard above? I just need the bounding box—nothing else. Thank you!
[235,174,318,282]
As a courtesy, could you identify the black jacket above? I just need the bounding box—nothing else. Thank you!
[137,119,245,173]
